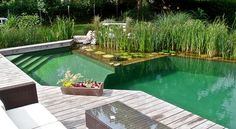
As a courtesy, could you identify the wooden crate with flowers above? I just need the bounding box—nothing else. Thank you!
[58,71,104,96]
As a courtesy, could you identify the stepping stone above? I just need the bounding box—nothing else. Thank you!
[114,63,121,66]
[85,48,94,52]
[109,62,114,65]
[103,54,114,59]
[94,51,106,55]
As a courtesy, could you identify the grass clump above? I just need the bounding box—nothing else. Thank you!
[0,15,74,48]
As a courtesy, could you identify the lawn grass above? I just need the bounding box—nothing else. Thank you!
[74,24,94,35]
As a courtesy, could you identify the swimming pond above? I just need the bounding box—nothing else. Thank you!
[105,57,236,128]
[7,49,236,128]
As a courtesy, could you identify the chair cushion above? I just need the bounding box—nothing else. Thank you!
[35,121,66,129]
[7,103,58,129]
[0,107,18,129]
[0,99,6,110]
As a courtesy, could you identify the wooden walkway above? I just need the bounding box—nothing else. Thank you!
[0,54,226,129]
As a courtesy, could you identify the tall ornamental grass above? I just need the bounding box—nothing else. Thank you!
[205,20,228,57]
[96,12,236,59]
[154,13,192,52]
[0,16,74,48]
[229,31,236,58]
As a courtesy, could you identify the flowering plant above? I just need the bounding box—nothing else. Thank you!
[57,71,103,89]
[57,71,83,87]
[74,79,103,89]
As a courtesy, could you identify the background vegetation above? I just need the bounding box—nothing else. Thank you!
[1,0,236,24]
[0,15,74,48]
[1,0,236,60]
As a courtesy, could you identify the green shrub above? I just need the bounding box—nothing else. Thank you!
[17,14,41,29]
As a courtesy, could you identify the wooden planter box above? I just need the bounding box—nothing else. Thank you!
[60,84,103,96]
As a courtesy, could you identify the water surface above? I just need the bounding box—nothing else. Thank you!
[105,57,236,128]
[8,50,236,128]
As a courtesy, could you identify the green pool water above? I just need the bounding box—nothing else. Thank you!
[7,49,236,128]
[7,48,114,86]
[105,57,236,128]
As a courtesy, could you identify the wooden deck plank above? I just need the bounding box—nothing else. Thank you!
[178,117,207,129]
[45,90,135,114]
[75,125,88,129]
[155,107,184,121]
[55,93,152,128]
[56,91,159,129]
[209,124,225,129]
[147,103,176,116]
[141,101,169,114]
[192,121,216,129]
[39,89,125,106]
[161,111,191,125]
[53,92,144,120]
[60,117,85,129]
[167,114,200,128]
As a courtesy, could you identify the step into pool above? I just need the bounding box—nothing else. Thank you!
[7,48,114,86]
[7,49,236,128]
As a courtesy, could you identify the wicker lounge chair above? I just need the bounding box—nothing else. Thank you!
[0,82,66,129]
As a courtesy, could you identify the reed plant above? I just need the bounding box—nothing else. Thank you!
[153,13,192,52]
[96,13,236,59]
[93,16,101,32]
[205,20,228,57]
[229,31,236,59]
[133,22,155,52]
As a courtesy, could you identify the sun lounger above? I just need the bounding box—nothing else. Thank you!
[0,82,66,129]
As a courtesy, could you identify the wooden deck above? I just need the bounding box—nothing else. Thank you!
[0,54,226,129]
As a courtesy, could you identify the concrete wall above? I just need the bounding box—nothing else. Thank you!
[0,39,73,56]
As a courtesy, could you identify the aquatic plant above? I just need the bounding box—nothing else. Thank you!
[93,15,101,32]
[96,12,236,59]
[206,19,228,57]
[229,31,236,59]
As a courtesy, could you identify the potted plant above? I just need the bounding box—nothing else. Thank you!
[58,71,104,96]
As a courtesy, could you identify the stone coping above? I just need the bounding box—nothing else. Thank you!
[0,39,73,56]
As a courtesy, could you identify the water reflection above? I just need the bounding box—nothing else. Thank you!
[104,57,236,128]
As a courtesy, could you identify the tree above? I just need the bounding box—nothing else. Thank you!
[137,0,142,19]
[37,0,46,21]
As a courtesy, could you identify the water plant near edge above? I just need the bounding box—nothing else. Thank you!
[230,30,236,58]
[96,13,236,59]
[205,19,228,57]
